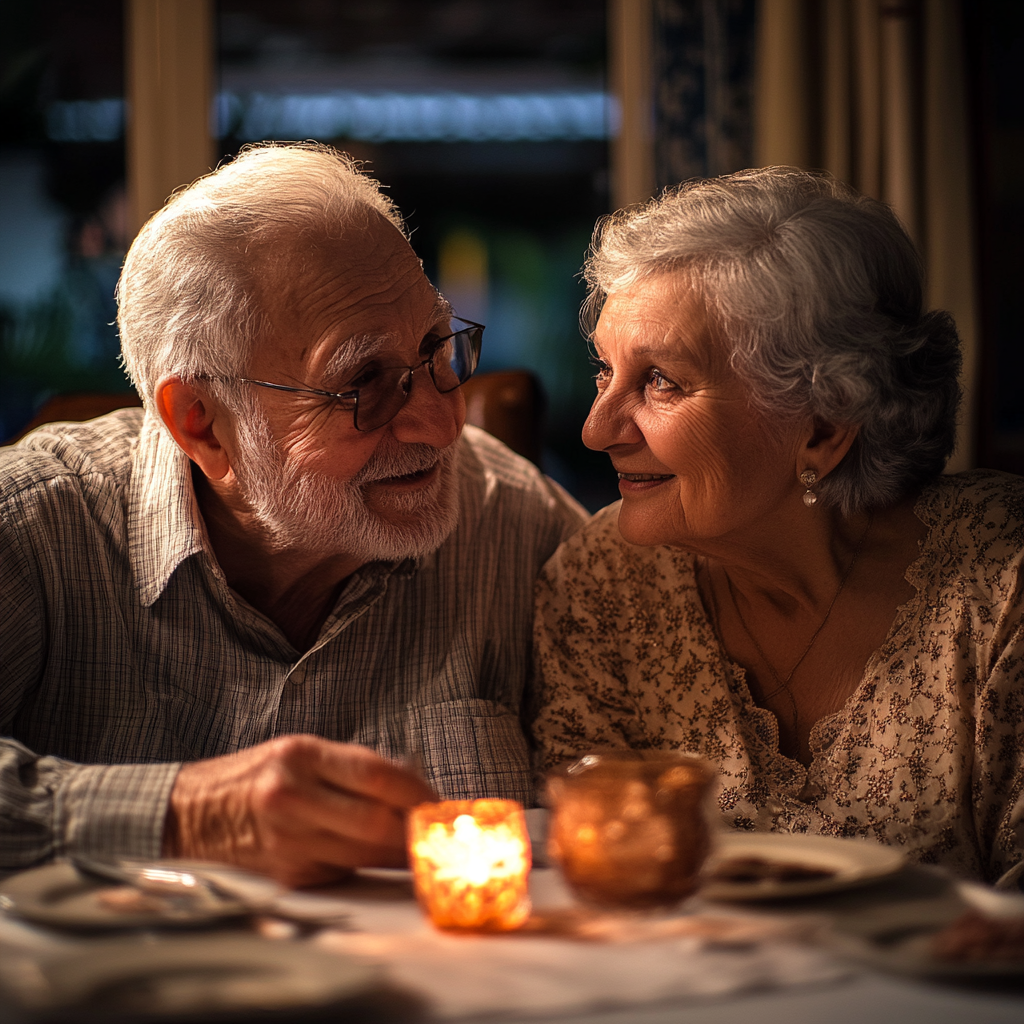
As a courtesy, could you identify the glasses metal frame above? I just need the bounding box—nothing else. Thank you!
[235,317,483,432]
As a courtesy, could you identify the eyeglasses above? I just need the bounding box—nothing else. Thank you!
[235,317,483,432]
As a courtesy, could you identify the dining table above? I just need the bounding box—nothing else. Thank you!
[1,823,1023,1024]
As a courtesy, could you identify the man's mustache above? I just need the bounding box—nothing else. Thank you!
[352,441,455,485]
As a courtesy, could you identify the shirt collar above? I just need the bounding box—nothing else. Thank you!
[127,413,210,607]
[126,412,426,609]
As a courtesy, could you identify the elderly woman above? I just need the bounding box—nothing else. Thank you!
[531,167,1023,888]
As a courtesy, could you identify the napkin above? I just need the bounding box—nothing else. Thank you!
[313,869,850,1020]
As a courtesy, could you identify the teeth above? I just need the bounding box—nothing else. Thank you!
[618,473,671,482]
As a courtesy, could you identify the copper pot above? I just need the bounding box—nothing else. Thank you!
[546,751,714,909]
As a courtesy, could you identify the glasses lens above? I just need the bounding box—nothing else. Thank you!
[352,366,412,432]
[351,321,483,431]
[431,325,482,393]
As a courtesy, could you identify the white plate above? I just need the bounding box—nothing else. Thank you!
[0,933,379,1014]
[0,863,254,930]
[699,831,905,901]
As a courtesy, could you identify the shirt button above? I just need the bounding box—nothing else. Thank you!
[289,664,306,685]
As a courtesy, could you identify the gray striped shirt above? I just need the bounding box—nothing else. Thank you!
[0,410,585,871]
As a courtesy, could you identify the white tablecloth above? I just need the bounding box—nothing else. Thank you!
[310,868,849,1019]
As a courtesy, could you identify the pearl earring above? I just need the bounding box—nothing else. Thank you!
[800,469,818,507]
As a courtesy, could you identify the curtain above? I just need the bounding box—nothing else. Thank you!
[754,0,979,470]
[610,0,757,207]
[653,0,757,185]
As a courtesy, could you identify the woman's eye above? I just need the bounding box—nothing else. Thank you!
[647,369,680,394]
[590,357,611,386]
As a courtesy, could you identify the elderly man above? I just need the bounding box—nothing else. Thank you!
[0,144,585,885]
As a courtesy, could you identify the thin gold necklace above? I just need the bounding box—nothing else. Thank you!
[720,516,873,732]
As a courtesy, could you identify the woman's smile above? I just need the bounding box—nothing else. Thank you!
[616,470,676,493]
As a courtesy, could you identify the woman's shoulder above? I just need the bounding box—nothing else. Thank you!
[551,500,623,549]
[913,469,1024,598]
[917,469,1024,544]
[540,500,624,569]
[541,500,694,579]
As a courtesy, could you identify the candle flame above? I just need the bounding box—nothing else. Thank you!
[416,813,529,886]
[408,799,531,931]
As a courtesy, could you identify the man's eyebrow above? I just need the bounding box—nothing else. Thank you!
[429,293,455,325]
[320,335,391,385]
[318,296,454,386]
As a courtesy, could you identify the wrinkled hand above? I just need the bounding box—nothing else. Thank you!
[162,735,436,887]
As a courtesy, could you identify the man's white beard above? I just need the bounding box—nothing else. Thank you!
[231,410,460,560]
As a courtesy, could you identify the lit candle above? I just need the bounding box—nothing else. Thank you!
[408,799,531,932]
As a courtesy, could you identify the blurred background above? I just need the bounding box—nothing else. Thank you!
[0,0,1020,509]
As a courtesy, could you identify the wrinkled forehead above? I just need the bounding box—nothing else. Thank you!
[251,210,416,304]
[248,211,442,365]
[595,272,730,370]
[595,272,710,340]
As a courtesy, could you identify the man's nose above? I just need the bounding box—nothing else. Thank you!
[389,365,464,448]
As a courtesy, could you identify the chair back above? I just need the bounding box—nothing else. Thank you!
[7,392,143,444]
[461,370,545,465]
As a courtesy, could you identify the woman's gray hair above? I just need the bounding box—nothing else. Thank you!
[117,142,404,407]
[583,167,962,515]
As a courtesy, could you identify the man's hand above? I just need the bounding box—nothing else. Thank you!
[162,735,436,887]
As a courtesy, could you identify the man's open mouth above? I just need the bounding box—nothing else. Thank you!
[372,463,438,486]
[617,472,674,482]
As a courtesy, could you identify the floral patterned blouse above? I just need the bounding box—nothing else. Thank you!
[531,470,1024,888]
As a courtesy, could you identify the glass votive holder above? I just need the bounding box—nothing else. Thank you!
[546,751,714,910]
[407,798,532,932]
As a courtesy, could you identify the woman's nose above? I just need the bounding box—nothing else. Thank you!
[582,389,643,452]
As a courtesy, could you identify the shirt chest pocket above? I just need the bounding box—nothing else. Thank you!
[406,698,533,806]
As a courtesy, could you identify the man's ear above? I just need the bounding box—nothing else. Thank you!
[154,376,232,481]
[797,415,859,482]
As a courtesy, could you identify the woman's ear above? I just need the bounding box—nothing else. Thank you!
[154,376,232,481]
[798,415,859,481]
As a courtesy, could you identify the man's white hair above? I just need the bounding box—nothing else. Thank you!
[117,142,405,405]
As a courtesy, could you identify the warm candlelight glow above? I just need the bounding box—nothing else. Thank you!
[408,799,531,932]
